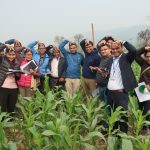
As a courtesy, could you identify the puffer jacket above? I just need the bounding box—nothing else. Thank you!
[0,56,19,86]
[17,59,32,87]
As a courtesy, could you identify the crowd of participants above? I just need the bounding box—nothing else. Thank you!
[0,36,150,134]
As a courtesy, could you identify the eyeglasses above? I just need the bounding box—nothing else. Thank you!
[39,48,46,50]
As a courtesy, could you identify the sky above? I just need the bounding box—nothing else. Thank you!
[0,0,150,45]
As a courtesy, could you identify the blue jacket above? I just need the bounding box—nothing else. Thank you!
[59,40,84,78]
[80,39,101,79]
[28,41,50,76]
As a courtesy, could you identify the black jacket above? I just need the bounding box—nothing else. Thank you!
[107,41,138,91]
[135,47,150,85]
[96,56,112,87]
[49,56,67,78]
[0,56,19,86]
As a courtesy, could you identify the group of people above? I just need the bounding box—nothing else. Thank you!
[0,36,150,134]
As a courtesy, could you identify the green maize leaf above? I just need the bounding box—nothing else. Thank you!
[122,139,133,150]
[81,142,97,150]
[107,136,119,150]
[42,130,61,137]
[81,131,106,143]
[8,141,17,150]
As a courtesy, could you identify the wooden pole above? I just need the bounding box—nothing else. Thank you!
[91,23,95,47]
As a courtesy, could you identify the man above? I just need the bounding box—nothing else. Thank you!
[135,46,150,134]
[49,47,67,88]
[28,41,51,92]
[59,40,84,98]
[80,39,101,99]
[107,40,137,133]
[91,43,112,102]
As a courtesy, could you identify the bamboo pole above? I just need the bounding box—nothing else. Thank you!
[91,23,95,47]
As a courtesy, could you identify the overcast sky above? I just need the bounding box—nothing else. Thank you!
[0,0,150,45]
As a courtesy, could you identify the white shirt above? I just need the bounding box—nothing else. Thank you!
[51,57,59,78]
[107,55,124,90]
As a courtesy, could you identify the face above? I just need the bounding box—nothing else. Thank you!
[14,43,22,54]
[100,45,111,57]
[111,42,123,57]
[69,45,77,53]
[145,52,150,64]
[85,44,94,53]
[53,50,60,58]
[38,44,46,55]
[25,51,32,61]
[6,50,16,62]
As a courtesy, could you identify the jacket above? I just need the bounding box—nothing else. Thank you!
[28,41,50,76]
[59,40,84,78]
[17,59,32,87]
[80,39,101,79]
[0,56,19,86]
[135,47,150,85]
[49,56,67,78]
[107,41,138,91]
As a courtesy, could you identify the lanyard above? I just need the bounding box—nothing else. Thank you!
[112,58,119,75]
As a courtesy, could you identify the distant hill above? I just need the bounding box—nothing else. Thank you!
[84,25,149,45]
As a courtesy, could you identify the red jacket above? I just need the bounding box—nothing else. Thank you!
[17,59,32,87]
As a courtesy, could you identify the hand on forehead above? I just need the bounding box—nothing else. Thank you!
[112,41,122,48]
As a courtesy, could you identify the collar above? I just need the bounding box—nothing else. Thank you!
[113,53,123,60]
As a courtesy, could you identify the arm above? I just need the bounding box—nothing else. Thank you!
[46,45,53,56]
[135,47,146,66]
[30,69,40,78]
[80,54,84,66]
[46,45,53,51]
[80,39,86,54]
[59,40,68,56]
[5,39,15,45]
[27,41,38,54]
[94,55,101,67]
[124,41,137,63]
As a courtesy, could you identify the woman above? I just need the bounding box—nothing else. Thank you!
[135,46,150,134]
[17,48,40,97]
[0,46,20,113]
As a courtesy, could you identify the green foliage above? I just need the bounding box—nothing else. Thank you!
[2,65,150,149]
[128,96,150,136]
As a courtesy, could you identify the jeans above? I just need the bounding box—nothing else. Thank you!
[99,86,107,103]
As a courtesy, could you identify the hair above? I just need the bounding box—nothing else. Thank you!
[5,47,15,54]
[69,42,77,47]
[99,43,110,49]
[101,36,114,42]
[14,41,22,47]
[144,50,150,57]
[38,43,45,48]
[24,48,33,55]
[85,41,93,47]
